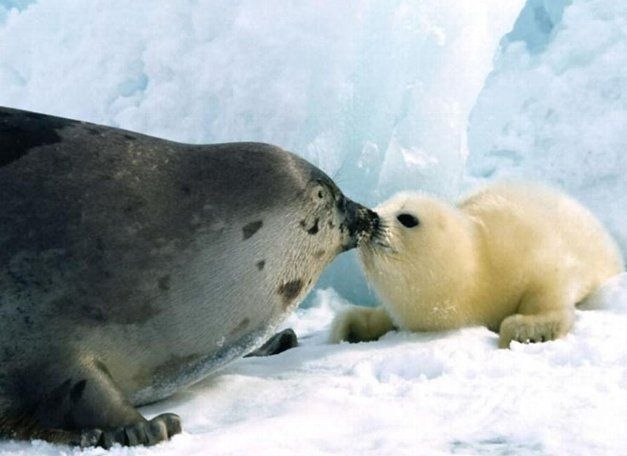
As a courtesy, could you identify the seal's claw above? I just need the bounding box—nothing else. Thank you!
[160,413,182,436]
[80,413,182,449]
[79,429,102,448]
[124,423,147,446]
[145,417,168,446]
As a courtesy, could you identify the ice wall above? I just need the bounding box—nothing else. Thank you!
[0,0,524,304]
[467,0,627,254]
[503,0,572,54]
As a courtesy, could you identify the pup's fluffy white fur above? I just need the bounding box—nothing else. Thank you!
[330,182,624,348]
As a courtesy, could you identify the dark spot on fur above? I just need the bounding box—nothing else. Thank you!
[243,220,263,240]
[158,275,171,291]
[328,221,335,229]
[86,127,100,136]
[181,185,191,195]
[256,260,266,271]
[230,317,250,336]
[307,219,320,235]
[123,133,136,140]
[277,280,304,305]
[300,218,320,235]
[70,380,87,404]
[314,250,325,259]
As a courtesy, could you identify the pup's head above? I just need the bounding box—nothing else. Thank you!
[359,192,475,289]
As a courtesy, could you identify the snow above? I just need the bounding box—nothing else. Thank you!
[2,277,627,456]
[1,0,627,454]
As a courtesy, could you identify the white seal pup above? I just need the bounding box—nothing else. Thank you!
[330,182,624,348]
[0,107,379,447]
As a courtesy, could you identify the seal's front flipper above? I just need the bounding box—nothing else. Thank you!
[329,306,395,343]
[246,328,298,357]
[498,289,575,349]
[11,358,181,448]
[498,309,574,349]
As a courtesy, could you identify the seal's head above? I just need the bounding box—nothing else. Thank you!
[187,145,381,313]
[358,192,476,304]
[298,174,380,255]
[274,166,380,310]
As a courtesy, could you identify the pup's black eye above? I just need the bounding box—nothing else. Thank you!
[397,213,419,228]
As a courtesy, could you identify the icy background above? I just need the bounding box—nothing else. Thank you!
[1,0,627,454]
[467,0,627,253]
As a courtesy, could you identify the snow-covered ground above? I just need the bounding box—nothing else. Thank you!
[2,276,627,456]
[1,0,627,454]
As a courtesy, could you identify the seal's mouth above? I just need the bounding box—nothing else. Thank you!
[354,208,398,254]
[339,198,382,251]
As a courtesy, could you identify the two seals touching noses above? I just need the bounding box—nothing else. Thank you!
[330,182,624,348]
[0,107,379,448]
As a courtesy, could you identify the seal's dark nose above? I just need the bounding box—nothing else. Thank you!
[340,197,380,251]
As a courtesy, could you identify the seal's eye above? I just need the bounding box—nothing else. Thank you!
[397,213,419,228]
[311,182,336,203]
[312,185,327,201]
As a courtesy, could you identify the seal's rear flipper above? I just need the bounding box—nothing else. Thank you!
[79,413,181,448]
[246,328,298,357]
[1,358,181,448]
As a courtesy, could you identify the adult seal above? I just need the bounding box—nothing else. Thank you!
[0,107,379,447]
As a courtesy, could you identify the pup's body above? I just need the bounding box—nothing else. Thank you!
[330,182,624,348]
